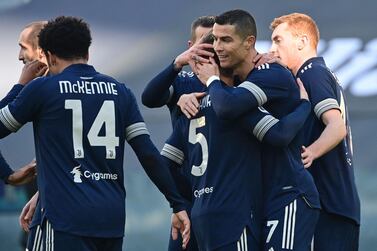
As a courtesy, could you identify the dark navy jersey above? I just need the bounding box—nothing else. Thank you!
[143,62,206,204]
[0,84,25,181]
[296,57,360,224]
[207,63,320,213]
[161,89,264,250]
[0,64,186,237]
[0,150,12,182]
[167,70,207,125]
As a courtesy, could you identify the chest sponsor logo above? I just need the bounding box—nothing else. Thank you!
[70,165,118,183]
[194,186,213,198]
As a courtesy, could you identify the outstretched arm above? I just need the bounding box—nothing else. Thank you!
[129,135,190,248]
[142,43,213,108]
[142,62,180,108]
[243,78,311,146]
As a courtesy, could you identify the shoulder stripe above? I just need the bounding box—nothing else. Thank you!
[314,98,340,119]
[0,105,22,132]
[238,81,267,106]
[253,115,279,141]
[161,143,184,165]
[257,63,270,70]
[125,122,150,141]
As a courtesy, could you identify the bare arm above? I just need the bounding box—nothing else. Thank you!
[302,109,346,168]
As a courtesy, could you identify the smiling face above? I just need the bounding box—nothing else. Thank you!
[212,23,250,70]
[269,22,300,71]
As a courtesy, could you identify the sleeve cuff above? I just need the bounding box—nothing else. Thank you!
[206,75,220,87]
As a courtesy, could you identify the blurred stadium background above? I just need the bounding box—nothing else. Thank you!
[0,0,376,250]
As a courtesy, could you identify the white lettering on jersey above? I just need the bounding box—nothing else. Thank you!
[59,80,118,95]
[193,186,214,198]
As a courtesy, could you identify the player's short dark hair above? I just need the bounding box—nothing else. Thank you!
[38,16,92,60]
[191,16,215,41]
[200,32,220,65]
[215,9,257,39]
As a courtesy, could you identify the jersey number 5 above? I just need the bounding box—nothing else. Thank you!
[189,116,208,176]
[65,100,119,159]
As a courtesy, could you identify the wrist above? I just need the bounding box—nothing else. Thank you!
[206,75,220,87]
[173,59,183,72]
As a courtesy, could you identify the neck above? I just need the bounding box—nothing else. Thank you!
[220,67,234,87]
[291,49,317,76]
[233,48,258,81]
[56,58,88,74]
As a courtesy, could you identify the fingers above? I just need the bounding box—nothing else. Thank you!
[177,212,190,250]
[252,53,263,63]
[194,92,206,98]
[19,204,30,232]
[171,226,179,241]
[185,102,198,117]
[301,146,312,168]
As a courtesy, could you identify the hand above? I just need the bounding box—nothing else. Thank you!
[196,57,220,85]
[7,159,37,186]
[174,43,214,71]
[296,78,308,100]
[253,52,287,68]
[301,146,316,168]
[171,210,190,249]
[18,60,48,85]
[177,92,206,118]
[19,191,39,232]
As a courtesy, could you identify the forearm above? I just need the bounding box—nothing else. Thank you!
[129,135,187,212]
[142,62,179,108]
[0,153,14,183]
[208,80,259,120]
[263,100,311,146]
[0,84,24,108]
[307,120,346,159]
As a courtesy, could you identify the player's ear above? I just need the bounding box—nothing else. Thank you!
[298,34,309,50]
[188,40,194,48]
[244,35,256,50]
[46,51,57,66]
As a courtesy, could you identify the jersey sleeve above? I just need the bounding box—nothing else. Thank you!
[0,84,24,109]
[0,78,44,138]
[141,61,180,108]
[242,99,311,146]
[160,120,185,166]
[301,67,341,119]
[0,151,13,182]
[124,88,150,143]
[207,63,290,120]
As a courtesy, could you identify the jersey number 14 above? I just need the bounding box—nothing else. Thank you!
[65,100,119,159]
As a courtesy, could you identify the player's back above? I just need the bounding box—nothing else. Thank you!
[168,88,263,250]
[28,64,136,237]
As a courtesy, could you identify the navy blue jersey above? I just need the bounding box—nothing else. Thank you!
[0,150,13,182]
[0,84,25,182]
[296,57,360,224]
[208,63,320,213]
[0,64,187,237]
[161,88,264,250]
[143,62,206,204]
[142,62,206,125]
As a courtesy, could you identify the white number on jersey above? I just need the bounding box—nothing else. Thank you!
[189,116,208,176]
[65,100,119,159]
